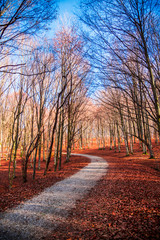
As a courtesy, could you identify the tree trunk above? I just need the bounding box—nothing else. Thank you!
[116,122,121,152]
[59,108,64,170]
[109,124,113,150]
[43,126,45,161]
[119,105,129,156]
[38,139,41,170]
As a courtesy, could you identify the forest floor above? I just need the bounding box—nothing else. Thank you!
[0,154,107,239]
[47,143,160,240]
[0,155,90,212]
[0,142,160,239]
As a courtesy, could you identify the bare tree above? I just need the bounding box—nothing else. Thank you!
[0,0,57,45]
[80,0,160,137]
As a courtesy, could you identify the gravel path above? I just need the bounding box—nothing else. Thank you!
[0,154,108,240]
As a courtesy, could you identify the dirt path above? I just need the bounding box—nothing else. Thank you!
[48,148,160,240]
[0,154,108,240]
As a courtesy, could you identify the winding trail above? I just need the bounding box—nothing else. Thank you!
[0,154,108,240]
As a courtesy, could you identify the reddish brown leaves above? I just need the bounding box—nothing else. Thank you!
[47,143,160,239]
[0,143,160,239]
[0,155,90,212]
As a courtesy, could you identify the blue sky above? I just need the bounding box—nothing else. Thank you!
[45,0,80,37]
[58,0,80,17]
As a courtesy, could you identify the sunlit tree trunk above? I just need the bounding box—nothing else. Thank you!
[113,122,116,152]
[79,123,83,149]
[43,126,45,161]
[66,99,71,163]
[0,112,4,165]
[38,138,41,170]
[109,124,113,150]
[59,108,64,170]
[44,94,61,175]
[9,84,23,188]
[125,97,134,154]
[55,113,61,171]
[119,103,129,156]
[116,122,121,152]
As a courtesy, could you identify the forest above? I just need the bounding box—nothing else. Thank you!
[0,0,159,239]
